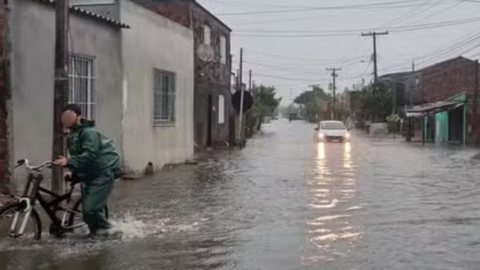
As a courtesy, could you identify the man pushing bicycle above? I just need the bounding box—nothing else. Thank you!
[54,104,123,238]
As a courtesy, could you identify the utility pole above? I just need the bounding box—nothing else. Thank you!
[248,69,252,92]
[406,61,415,142]
[473,60,479,144]
[52,0,69,193]
[327,68,341,120]
[410,61,415,107]
[361,31,388,85]
[236,48,244,144]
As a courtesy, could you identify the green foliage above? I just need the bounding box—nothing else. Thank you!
[245,85,282,137]
[386,113,401,133]
[350,83,393,122]
[294,86,331,123]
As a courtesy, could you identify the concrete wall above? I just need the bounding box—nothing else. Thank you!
[120,0,194,173]
[131,0,233,149]
[10,0,123,187]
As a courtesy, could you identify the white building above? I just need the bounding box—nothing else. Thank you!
[2,0,195,190]
[119,1,195,174]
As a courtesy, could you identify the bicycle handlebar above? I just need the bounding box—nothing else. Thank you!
[16,159,52,171]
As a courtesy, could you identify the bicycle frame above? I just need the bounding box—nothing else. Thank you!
[10,172,82,237]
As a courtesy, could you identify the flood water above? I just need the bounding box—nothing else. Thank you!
[2,119,480,269]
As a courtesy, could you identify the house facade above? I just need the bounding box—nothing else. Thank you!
[132,0,233,150]
[0,0,196,191]
[118,0,194,173]
[0,0,126,190]
[403,57,480,144]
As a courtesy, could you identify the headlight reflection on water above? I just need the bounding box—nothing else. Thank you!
[308,139,361,261]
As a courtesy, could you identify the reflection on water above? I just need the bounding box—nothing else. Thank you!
[306,140,360,264]
[343,142,352,170]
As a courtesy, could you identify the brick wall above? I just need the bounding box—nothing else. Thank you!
[139,0,232,87]
[150,1,191,27]
[421,57,479,103]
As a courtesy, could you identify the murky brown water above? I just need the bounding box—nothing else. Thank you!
[2,119,480,269]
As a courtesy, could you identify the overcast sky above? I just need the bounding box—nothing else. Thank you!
[197,0,480,104]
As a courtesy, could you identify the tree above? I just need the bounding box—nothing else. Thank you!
[349,83,393,123]
[245,85,282,137]
[294,86,331,123]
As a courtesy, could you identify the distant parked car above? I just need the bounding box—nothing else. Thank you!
[315,120,351,143]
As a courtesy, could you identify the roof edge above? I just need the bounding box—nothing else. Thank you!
[191,0,231,32]
[34,0,130,29]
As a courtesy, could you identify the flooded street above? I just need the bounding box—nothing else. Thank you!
[3,119,480,269]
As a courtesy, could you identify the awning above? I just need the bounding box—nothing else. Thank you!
[406,101,463,117]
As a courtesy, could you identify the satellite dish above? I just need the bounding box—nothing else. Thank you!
[197,44,214,63]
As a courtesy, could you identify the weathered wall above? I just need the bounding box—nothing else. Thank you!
[421,57,479,103]
[191,3,232,148]
[10,0,123,187]
[120,0,194,173]
[131,0,232,149]
[0,0,10,193]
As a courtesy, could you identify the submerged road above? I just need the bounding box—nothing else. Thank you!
[2,119,480,269]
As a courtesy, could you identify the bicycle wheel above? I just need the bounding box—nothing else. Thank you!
[0,202,42,240]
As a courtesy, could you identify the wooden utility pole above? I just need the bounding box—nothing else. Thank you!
[236,48,244,143]
[52,0,69,193]
[410,61,415,106]
[473,60,479,144]
[406,61,415,142]
[361,31,388,85]
[327,68,341,120]
[248,69,252,92]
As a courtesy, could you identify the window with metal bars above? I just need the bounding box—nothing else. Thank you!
[68,54,96,120]
[153,69,176,126]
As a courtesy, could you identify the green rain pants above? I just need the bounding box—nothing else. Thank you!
[81,169,115,234]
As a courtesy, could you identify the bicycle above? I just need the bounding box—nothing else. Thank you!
[0,159,108,240]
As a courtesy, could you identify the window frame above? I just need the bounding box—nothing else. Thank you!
[68,54,96,120]
[203,25,211,45]
[219,35,227,64]
[218,94,225,124]
[153,69,176,127]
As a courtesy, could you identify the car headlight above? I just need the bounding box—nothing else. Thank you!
[318,133,325,139]
[345,132,351,139]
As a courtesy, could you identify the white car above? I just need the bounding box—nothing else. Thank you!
[315,120,351,142]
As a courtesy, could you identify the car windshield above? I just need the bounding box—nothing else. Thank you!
[321,122,346,130]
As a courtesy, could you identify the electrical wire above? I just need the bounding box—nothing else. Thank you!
[217,0,426,16]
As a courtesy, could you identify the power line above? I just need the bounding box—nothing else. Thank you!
[244,49,370,64]
[235,16,480,36]
[217,0,427,16]
[383,0,433,27]
[408,0,460,25]
[244,60,327,76]
[254,72,325,82]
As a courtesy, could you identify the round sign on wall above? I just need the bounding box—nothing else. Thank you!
[232,90,253,113]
